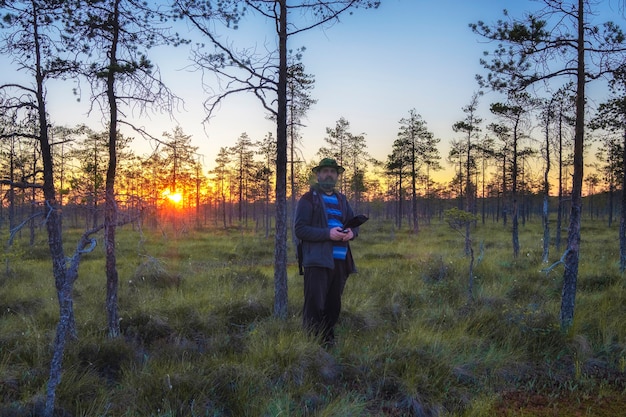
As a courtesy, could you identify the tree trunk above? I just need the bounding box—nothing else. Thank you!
[619,131,626,273]
[397,173,403,229]
[556,112,564,251]
[560,0,584,333]
[104,137,120,340]
[45,277,74,417]
[512,125,519,258]
[30,147,37,245]
[290,119,298,247]
[27,5,77,413]
[273,0,288,319]
[8,139,15,231]
[465,133,471,256]
[467,244,475,302]
[542,194,550,262]
[105,0,121,338]
[411,141,419,234]
[501,155,507,226]
[608,182,613,228]
[512,201,519,257]
[43,174,74,417]
[542,113,551,263]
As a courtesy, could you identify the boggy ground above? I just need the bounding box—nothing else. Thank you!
[493,356,625,417]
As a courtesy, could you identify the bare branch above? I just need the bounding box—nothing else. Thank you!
[7,212,45,246]
[0,179,43,189]
[541,249,570,274]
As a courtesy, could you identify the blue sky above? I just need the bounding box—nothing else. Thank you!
[294,0,514,162]
[34,1,533,167]
[166,0,533,167]
[4,0,625,175]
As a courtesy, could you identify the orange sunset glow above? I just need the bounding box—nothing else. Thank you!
[162,189,183,205]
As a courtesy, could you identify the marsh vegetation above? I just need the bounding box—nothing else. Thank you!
[1,219,624,416]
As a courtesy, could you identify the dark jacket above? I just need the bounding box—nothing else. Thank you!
[294,185,358,273]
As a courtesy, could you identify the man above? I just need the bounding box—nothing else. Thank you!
[294,158,358,347]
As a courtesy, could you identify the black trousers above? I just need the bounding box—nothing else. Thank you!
[302,260,348,344]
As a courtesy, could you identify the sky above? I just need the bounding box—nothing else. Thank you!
[162,0,528,167]
[146,0,532,169]
[4,0,626,178]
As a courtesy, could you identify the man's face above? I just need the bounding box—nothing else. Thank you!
[317,167,338,191]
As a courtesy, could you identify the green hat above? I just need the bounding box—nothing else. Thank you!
[312,158,345,174]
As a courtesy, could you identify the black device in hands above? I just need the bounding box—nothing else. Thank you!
[341,214,369,232]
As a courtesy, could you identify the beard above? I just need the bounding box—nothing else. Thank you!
[318,176,336,192]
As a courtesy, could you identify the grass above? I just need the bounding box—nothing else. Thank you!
[0,217,625,416]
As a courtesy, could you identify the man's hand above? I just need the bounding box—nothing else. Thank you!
[330,227,353,242]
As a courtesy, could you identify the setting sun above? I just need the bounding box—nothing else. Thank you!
[162,189,182,204]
